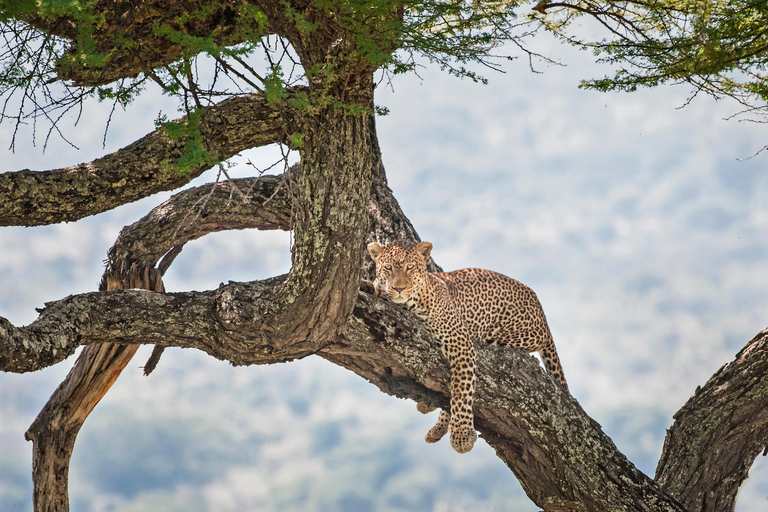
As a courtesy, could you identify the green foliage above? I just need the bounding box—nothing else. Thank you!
[287,132,304,148]
[155,110,219,176]
[538,0,768,118]
[0,0,539,159]
[281,0,322,33]
[398,0,526,82]
[264,68,287,105]
[96,82,146,105]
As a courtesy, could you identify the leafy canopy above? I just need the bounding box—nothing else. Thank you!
[0,0,548,161]
[537,0,768,121]
[2,0,767,157]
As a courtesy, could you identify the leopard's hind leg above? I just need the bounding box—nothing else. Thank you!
[424,409,450,443]
[416,401,437,414]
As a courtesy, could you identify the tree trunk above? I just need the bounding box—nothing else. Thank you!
[273,99,377,348]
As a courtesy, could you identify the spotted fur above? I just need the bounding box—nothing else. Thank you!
[367,240,567,454]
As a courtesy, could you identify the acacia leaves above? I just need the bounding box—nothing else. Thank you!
[398,0,527,81]
[538,0,768,119]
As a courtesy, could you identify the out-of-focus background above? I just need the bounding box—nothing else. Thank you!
[2,31,767,512]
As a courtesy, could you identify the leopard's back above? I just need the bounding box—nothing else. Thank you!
[435,268,554,353]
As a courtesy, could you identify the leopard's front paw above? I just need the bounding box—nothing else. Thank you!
[416,401,437,414]
[449,425,477,454]
[360,279,377,295]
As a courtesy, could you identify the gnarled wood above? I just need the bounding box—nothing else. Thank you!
[25,343,139,512]
[655,328,768,511]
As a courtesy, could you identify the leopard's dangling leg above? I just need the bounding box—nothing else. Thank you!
[424,409,450,443]
[447,338,478,453]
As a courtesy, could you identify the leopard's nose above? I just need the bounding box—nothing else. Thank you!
[391,285,405,293]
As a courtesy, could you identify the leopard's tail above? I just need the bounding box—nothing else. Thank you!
[540,332,568,391]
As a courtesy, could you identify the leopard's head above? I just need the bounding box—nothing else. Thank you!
[367,240,432,304]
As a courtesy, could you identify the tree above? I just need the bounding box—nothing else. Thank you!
[537,0,768,136]
[1,1,767,511]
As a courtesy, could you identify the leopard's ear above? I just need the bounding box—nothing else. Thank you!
[415,241,433,261]
[367,242,384,262]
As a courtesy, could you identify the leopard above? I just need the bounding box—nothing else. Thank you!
[367,239,567,454]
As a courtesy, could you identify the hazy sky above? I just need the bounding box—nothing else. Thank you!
[2,28,768,512]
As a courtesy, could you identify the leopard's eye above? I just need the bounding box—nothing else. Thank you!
[405,263,415,272]
[383,264,393,272]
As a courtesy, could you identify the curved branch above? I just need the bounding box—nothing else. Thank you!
[105,174,291,270]
[655,327,768,511]
[0,89,304,227]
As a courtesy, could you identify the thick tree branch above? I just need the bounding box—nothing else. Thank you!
[655,327,768,511]
[0,89,303,227]
[15,0,271,86]
[0,280,291,373]
[2,279,689,511]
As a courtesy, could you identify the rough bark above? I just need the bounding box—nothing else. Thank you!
[271,110,377,345]
[16,0,264,86]
[655,328,768,511]
[0,89,300,227]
